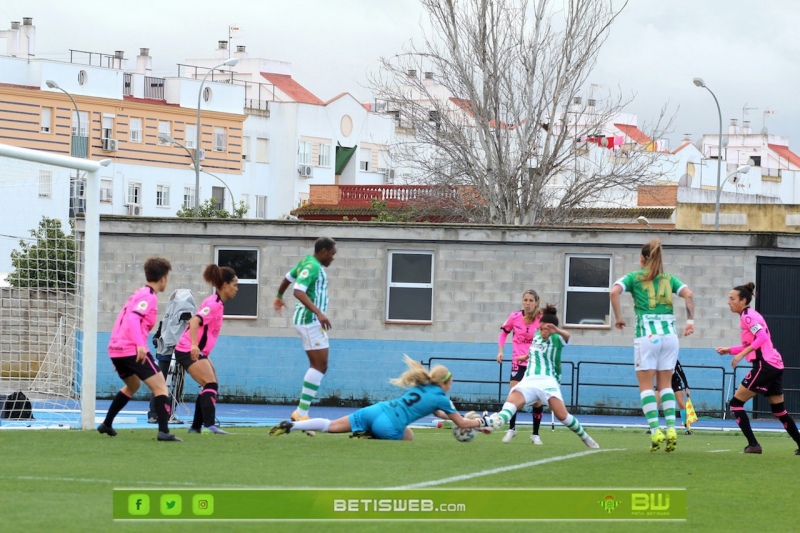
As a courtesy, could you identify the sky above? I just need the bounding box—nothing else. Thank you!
[4,0,800,152]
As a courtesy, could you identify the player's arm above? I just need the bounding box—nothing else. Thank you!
[444,410,489,430]
[678,285,695,336]
[273,277,292,315]
[609,283,625,329]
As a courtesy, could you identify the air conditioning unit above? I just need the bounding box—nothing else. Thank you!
[127,204,142,216]
[382,169,395,184]
[298,165,313,178]
[103,138,119,151]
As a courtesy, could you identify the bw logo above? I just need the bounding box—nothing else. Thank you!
[631,493,670,511]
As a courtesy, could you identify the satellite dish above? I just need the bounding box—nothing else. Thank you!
[728,174,742,185]
[678,174,692,187]
[761,127,768,135]
[694,139,703,151]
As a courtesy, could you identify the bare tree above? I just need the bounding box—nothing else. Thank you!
[371,0,674,225]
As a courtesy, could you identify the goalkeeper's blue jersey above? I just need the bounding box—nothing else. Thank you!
[379,384,456,432]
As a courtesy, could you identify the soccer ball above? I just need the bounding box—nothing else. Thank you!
[452,426,476,442]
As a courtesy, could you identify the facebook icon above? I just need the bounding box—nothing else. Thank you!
[128,494,150,515]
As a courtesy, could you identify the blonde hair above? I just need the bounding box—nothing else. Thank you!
[390,354,452,388]
[639,238,664,282]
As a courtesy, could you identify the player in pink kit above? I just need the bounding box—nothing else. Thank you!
[497,289,545,444]
[174,264,238,435]
[98,257,181,441]
[716,282,800,455]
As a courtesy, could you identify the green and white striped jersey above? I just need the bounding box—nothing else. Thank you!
[523,332,565,383]
[287,254,329,326]
[614,270,686,338]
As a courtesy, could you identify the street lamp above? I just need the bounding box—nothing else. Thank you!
[46,80,84,157]
[692,77,723,230]
[159,133,236,210]
[194,57,239,208]
[189,163,236,210]
[637,216,652,229]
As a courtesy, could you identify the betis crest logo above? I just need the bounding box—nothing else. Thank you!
[599,494,621,514]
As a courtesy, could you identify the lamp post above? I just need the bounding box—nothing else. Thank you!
[46,80,83,157]
[194,58,239,208]
[692,77,723,230]
[159,133,235,210]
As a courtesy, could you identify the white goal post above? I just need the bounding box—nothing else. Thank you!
[0,142,108,430]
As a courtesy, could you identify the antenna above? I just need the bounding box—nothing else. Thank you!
[742,103,758,129]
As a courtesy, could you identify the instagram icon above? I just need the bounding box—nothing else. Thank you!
[192,494,214,516]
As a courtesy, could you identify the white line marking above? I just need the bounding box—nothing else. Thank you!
[707,449,731,453]
[389,448,625,489]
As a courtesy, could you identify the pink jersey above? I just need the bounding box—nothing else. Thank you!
[729,307,784,369]
[499,311,541,369]
[107,286,158,358]
[175,293,225,356]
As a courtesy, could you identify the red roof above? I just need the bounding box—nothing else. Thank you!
[767,143,800,169]
[671,140,693,154]
[613,123,653,145]
[260,73,324,105]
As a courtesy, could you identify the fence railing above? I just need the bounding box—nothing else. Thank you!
[424,357,800,419]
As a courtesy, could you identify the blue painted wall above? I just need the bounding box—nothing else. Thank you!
[95,334,744,416]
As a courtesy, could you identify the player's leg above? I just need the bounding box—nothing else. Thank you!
[549,396,598,448]
[531,402,544,444]
[495,390,527,426]
[99,369,140,436]
[294,323,329,422]
[502,377,521,443]
[730,385,759,452]
[767,393,800,452]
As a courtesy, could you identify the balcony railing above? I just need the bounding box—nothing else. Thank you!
[336,185,459,206]
[71,136,88,158]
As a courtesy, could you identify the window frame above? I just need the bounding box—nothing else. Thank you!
[563,253,613,327]
[38,170,53,198]
[256,138,269,163]
[183,186,195,209]
[215,246,259,318]
[185,124,197,149]
[298,141,312,165]
[156,184,170,208]
[127,181,142,205]
[318,143,331,167]
[129,118,143,143]
[41,107,52,133]
[157,121,171,145]
[213,126,227,152]
[359,147,371,171]
[385,249,435,323]
[255,195,267,218]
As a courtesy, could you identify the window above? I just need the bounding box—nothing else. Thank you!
[359,147,371,171]
[212,186,225,210]
[256,138,270,163]
[156,184,170,207]
[38,170,52,198]
[215,247,259,318]
[41,107,52,133]
[241,136,250,161]
[183,186,195,208]
[129,118,142,143]
[185,124,197,149]
[213,127,227,151]
[100,178,113,203]
[158,121,171,145]
[298,141,312,165]
[255,195,267,218]
[240,194,250,216]
[72,111,88,138]
[101,115,114,141]
[386,250,434,322]
[127,181,142,205]
[318,143,331,167]
[564,254,612,326]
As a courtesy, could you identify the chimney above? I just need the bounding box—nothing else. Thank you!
[113,50,124,69]
[136,48,152,75]
[424,71,433,79]
[234,44,248,59]
[728,118,738,135]
[573,96,582,105]
[2,21,20,57]
[215,40,229,59]
[742,120,751,135]
[17,16,35,58]
[406,69,417,78]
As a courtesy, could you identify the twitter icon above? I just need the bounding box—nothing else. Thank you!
[160,494,182,516]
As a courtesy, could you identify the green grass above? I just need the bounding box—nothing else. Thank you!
[1,425,796,532]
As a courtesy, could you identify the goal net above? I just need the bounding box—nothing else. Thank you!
[0,145,101,429]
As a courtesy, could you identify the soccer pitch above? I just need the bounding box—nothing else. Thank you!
[1,424,795,532]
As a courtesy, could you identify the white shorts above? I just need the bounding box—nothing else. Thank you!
[511,375,563,406]
[633,334,679,372]
[294,322,329,351]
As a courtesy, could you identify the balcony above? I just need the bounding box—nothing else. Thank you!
[71,135,88,158]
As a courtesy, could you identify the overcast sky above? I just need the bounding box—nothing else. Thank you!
[4,0,799,152]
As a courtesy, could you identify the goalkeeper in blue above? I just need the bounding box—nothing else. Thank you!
[269,355,493,441]
[487,305,599,449]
